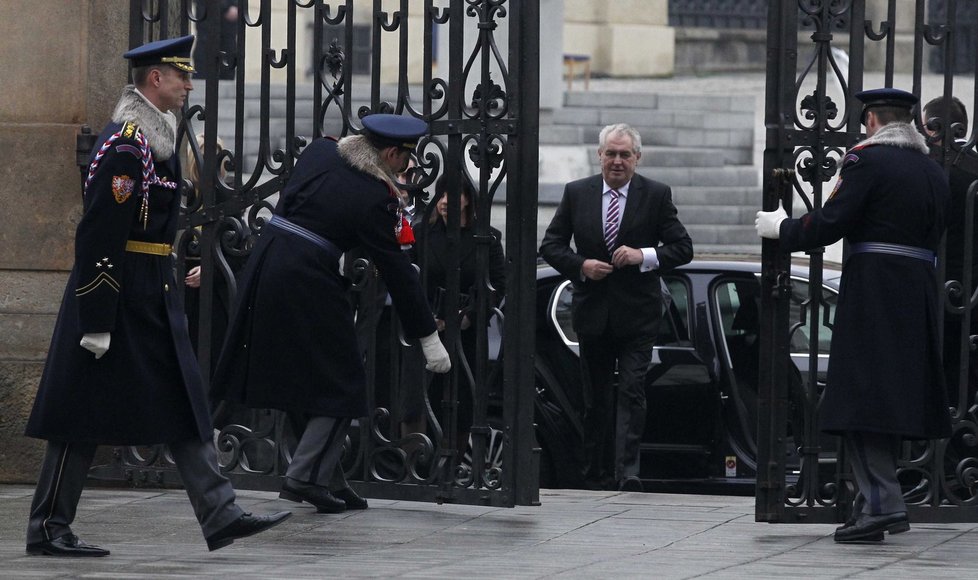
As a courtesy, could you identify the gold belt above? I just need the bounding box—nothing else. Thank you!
[125,240,172,256]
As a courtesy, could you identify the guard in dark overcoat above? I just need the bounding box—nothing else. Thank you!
[756,88,952,542]
[24,36,289,558]
[211,114,451,513]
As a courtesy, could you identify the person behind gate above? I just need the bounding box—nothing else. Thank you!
[210,113,451,514]
[539,123,693,492]
[921,95,978,407]
[23,35,291,558]
[756,88,952,543]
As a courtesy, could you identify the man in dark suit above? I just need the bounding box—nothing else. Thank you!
[540,123,693,491]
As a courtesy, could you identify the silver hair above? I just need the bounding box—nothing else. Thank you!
[598,123,642,153]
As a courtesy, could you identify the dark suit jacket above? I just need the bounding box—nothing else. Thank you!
[540,174,693,339]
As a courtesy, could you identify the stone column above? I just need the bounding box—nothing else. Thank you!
[0,0,129,482]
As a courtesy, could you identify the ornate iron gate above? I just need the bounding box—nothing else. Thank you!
[90,0,540,508]
[758,0,978,524]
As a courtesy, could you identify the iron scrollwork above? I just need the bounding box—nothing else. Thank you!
[760,0,978,522]
[111,0,538,507]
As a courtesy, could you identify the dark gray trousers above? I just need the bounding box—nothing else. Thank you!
[285,416,351,489]
[579,334,653,483]
[846,431,907,516]
[26,438,242,545]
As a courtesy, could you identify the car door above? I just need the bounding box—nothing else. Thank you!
[641,274,726,480]
[711,273,837,480]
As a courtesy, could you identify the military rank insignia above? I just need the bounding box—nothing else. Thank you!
[112,175,134,203]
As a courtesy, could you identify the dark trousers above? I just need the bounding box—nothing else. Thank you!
[846,431,907,516]
[27,437,242,545]
[285,415,351,489]
[579,334,653,485]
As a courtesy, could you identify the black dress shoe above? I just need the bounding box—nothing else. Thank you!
[332,487,368,510]
[618,476,644,492]
[26,533,109,557]
[834,512,908,543]
[206,511,292,552]
[280,478,347,513]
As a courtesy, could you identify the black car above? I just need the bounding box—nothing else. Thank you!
[528,256,841,492]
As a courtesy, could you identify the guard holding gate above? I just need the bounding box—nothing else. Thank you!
[211,114,451,513]
[755,88,952,542]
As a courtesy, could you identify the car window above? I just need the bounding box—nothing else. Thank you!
[552,280,577,345]
[550,277,690,347]
[660,276,690,345]
[788,277,835,355]
[713,276,835,359]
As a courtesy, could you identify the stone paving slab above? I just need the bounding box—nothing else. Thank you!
[2,484,978,579]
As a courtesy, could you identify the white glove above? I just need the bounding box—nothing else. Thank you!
[80,332,111,359]
[419,331,451,373]
[755,203,789,239]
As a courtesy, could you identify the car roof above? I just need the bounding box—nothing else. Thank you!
[536,254,843,289]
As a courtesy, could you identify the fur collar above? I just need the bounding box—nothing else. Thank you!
[859,122,929,154]
[110,85,178,160]
[337,134,397,189]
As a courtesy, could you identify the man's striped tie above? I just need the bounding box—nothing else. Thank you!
[604,189,621,252]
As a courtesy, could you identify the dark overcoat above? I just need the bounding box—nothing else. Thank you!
[779,124,952,439]
[25,120,212,445]
[211,136,436,418]
[539,174,693,340]
[412,220,507,316]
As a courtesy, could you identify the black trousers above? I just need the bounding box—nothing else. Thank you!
[579,333,654,485]
[26,437,242,545]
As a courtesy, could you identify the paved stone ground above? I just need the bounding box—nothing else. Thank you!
[2,484,978,579]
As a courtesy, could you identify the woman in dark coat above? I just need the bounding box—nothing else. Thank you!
[407,175,506,440]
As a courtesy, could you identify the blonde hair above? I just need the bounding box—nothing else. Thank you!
[186,134,226,189]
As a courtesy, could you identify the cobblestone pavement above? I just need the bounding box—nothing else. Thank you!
[3,484,978,579]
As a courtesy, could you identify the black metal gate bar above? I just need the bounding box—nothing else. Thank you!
[758,0,978,524]
[756,0,796,521]
[505,0,541,508]
[93,0,540,509]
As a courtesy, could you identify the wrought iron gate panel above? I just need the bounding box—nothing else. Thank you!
[759,0,978,524]
[90,0,540,508]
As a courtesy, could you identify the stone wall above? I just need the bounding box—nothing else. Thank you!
[0,0,128,483]
[563,0,675,77]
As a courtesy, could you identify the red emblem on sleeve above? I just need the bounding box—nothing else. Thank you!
[111,175,135,203]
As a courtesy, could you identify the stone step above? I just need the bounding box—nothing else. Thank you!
[541,124,754,150]
[693,243,762,256]
[517,184,760,206]
[551,107,754,132]
[672,186,760,206]
[686,224,760,245]
[675,205,756,226]
[564,91,756,113]
[635,166,759,187]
